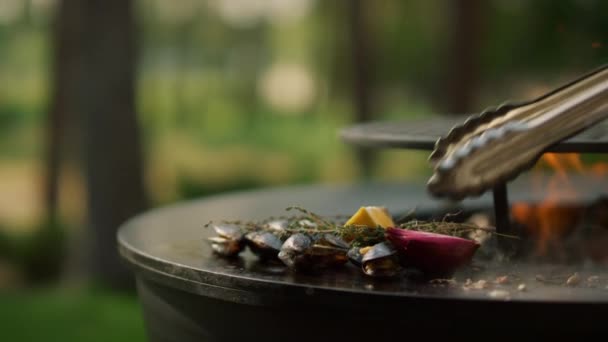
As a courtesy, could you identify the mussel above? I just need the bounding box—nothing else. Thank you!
[347,246,370,266]
[278,233,311,268]
[361,242,400,277]
[208,223,245,257]
[318,233,350,250]
[245,231,283,260]
[278,233,349,270]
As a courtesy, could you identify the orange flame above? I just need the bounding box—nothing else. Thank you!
[511,153,606,254]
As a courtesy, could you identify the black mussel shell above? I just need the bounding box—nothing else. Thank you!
[361,242,401,277]
[208,223,245,257]
[281,233,312,253]
[286,247,349,270]
[278,234,312,267]
[305,243,349,268]
[208,236,245,257]
[347,246,364,266]
[246,232,283,260]
[278,234,348,270]
[212,223,244,240]
[361,242,395,262]
[318,234,349,250]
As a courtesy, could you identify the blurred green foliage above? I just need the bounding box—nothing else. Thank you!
[18,220,66,284]
[0,219,66,284]
[0,289,145,342]
[2,0,608,163]
[177,175,264,198]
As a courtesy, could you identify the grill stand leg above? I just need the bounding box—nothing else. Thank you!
[492,183,511,252]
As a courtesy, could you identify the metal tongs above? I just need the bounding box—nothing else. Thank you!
[427,64,608,201]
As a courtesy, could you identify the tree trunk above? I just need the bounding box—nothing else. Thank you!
[347,0,375,179]
[45,0,83,224]
[45,22,64,224]
[443,0,484,114]
[54,0,147,290]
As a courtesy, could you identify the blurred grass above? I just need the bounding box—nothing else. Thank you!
[0,288,146,342]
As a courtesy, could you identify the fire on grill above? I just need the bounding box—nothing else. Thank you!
[511,153,608,262]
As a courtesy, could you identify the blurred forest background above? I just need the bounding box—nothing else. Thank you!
[0,0,607,340]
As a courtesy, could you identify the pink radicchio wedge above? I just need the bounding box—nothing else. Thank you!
[386,227,479,275]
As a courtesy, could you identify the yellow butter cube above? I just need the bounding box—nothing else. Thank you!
[344,206,395,228]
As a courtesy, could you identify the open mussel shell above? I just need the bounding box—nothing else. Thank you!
[208,223,245,257]
[312,233,350,251]
[212,223,243,240]
[347,246,364,266]
[245,232,283,260]
[361,242,401,277]
[278,233,349,270]
[346,245,375,266]
[301,245,349,270]
[208,236,245,257]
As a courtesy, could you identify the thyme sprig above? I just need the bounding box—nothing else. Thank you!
[399,220,520,240]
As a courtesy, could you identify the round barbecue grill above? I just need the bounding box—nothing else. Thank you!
[119,115,608,341]
[119,182,608,341]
